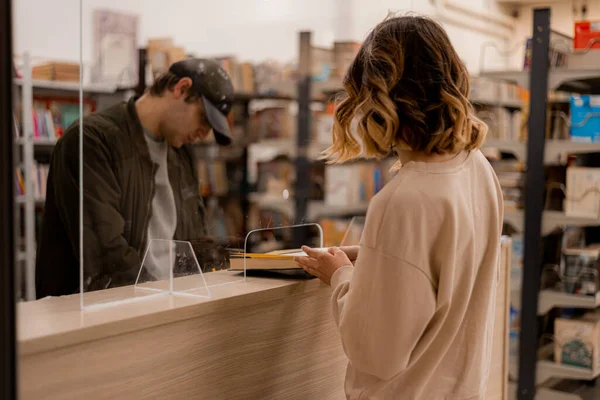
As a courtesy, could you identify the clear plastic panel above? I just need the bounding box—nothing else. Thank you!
[134,239,210,299]
[340,216,366,247]
[71,1,391,309]
[236,223,324,277]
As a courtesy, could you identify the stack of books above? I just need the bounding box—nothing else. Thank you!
[32,62,80,82]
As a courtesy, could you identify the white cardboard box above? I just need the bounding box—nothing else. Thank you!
[565,167,600,219]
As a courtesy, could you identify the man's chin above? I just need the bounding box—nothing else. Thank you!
[167,138,184,148]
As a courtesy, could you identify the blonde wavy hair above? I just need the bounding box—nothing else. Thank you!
[324,14,488,164]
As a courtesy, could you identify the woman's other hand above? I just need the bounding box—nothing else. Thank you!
[294,246,353,286]
[339,245,359,262]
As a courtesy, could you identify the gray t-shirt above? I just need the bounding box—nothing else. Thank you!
[142,128,177,280]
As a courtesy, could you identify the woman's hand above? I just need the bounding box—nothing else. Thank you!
[339,245,359,262]
[294,246,353,286]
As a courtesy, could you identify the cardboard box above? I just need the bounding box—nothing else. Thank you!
[332,41,360,79]
[147,38,174,78]
[555,310,600,370]
[311,46,333,82]
[565,166,600,219]
[570,95,600,143]
[562,247,600,295]
[575,21,600,50]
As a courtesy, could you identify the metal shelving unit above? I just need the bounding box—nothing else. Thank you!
[504,209,600,236]
[13,78,117,94]
[538,290,600,316]
[484,139,600,165]
[14,138,56,146]
[248,193,369,222]
[481,69,600,94]
[483,8,600,400]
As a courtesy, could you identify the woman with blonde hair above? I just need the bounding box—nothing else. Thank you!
[295,15,503,400]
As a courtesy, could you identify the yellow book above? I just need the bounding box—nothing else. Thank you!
[229,248,326,271]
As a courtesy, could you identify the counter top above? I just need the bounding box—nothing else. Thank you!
[18,271,325,356]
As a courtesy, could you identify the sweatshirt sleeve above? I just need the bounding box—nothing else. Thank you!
[330,245,436,381]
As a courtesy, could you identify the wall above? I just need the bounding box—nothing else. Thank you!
[13,0,340,65]
[13,0,516,74]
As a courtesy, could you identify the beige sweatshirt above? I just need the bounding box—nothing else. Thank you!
[331,150,504,400]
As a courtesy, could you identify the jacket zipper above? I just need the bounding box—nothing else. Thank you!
[139,163,157,255]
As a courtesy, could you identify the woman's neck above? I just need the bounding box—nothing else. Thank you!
[397,150,460,165]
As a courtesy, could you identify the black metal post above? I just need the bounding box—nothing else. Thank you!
[293,32,312,247]
[135,48,148,96]
[0,0,17,398]
[517,7,550,400]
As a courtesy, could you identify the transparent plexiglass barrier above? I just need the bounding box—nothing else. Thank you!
[340,216,366,247]
[80,223,331,309]
[135,240,211,298]
[240,223,324,278]
[81,239,212,309]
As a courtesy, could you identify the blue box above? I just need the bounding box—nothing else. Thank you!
[570,95,600,143]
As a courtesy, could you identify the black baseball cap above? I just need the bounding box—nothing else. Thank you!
[169,58,235,145]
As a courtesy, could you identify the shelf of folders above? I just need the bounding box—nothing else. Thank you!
[505,229,600,384]
[478,92,600,167]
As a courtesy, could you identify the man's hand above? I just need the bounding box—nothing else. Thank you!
[294,245,353,286]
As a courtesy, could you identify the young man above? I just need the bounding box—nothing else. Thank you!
[36,59,235,298]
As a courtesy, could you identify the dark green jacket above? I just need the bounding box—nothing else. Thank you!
[36,97,208,298]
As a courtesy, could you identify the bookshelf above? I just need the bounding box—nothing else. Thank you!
[479,9,600,400]
[13,78,118,94]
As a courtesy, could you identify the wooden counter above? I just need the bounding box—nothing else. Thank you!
[18,240,511,400]
[18,271,348,400]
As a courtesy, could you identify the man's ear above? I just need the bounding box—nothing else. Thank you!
[173,77,193,99]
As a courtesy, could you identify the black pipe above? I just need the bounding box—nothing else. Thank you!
[0,0,17,398]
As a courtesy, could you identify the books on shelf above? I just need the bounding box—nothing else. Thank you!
[215,56,255,94]
[32,108,58,141]
[13,113,20,139]
[15,162,49,200]
[470,77,523,107]
[249,107,294,141]
[32,62,80,82]
[476,107,524,141]
[325,161,393,207]
[489,159,525,210]
[197,159,229,198]
[147,38,186,79]
[523,30,569,71]
[14,97,95,142]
